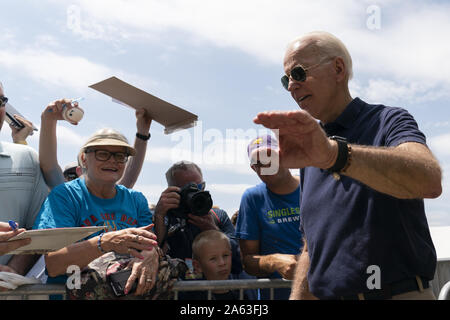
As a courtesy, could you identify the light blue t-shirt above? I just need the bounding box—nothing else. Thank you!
[235,182,303,300]
[33,178,152,233]
[236,183,302,256]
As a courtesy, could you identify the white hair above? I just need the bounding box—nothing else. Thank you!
[290,31,353,80]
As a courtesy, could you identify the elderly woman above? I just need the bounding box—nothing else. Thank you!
[33,129,158,296]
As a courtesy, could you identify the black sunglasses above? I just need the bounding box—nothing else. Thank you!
[0,96,8,107]
[64,170,79,181]
[85,149,129,163]
[281,57,333,90]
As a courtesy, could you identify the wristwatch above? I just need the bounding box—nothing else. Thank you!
[327,136,351,180]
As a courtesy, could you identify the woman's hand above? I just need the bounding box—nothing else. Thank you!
[0,222,31,256]
[100,224,158,259]
[135,108,152,136]
[124,247,160,296]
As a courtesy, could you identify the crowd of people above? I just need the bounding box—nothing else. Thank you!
[0,31,443,300]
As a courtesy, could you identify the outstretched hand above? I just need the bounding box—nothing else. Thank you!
[253,110,337,169]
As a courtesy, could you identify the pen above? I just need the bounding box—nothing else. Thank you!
[47,97,85,112]
[8,220,18,231]
[63,97,85,108]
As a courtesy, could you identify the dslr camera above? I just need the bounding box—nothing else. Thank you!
[167,183,213,219]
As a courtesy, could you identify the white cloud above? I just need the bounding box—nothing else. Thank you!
[132,183,166,206]
[424,133,450,226]
[56,125,88,148]
[350,79,450,105]
[209,183,254,196]
[0,49,113,93]
[429,133,450,159]
[63,0,450,104]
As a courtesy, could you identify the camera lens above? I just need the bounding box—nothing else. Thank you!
[188,191,212,216]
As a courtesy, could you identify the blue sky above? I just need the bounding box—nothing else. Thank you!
[1,0,449,225]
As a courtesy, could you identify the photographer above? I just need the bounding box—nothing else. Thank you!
[154,161,242,275]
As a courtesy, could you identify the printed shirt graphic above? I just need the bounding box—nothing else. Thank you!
[236,183,302,256]
[33,178,152,235]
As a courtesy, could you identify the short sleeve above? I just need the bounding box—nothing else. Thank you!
[135,192,152,227]
[383,108,426,147]
[214,208,235,238]
[235,188,259,240]
[32,185,78,229]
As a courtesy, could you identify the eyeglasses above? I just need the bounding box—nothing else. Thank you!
[0,96,8,108]
[85,149,129,163]
[281,57,333,90]
[197,181,206,191]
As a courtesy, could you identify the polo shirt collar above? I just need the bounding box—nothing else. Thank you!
[321,97,364,135]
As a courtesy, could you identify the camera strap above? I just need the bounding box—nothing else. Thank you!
[210,209,221,227]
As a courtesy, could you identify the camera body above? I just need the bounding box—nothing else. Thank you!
[167,183,213,219]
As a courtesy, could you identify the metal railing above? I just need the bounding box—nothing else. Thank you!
[0,278,292,300]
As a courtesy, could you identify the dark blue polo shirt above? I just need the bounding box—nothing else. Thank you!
[300,97,436,299]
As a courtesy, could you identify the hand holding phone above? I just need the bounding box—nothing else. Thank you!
[108,269,138,297]
[5,103,38,131]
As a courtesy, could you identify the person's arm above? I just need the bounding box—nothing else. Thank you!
[342,142,441,199]
[6,255,40,276]
[6,146,50,276]
[289,240,317,300]
[45,225,157,277]
[118,108,152,188]
[254,110,442,200]
[39,99,77,189]
[0,222,31,256]
[239,239,297,279]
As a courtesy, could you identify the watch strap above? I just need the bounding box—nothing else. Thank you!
[327,136,349,173]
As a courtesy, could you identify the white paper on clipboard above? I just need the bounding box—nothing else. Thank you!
[7,226,106,254]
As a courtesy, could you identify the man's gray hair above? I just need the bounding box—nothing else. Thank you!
[165,160,203,186]
[290,31,353,81]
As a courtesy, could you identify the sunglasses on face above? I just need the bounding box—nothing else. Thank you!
[281,57,334,90]
[197,181,206,191]
[0,96,8,108]
[85,149,129,163]
[64,170,78,181]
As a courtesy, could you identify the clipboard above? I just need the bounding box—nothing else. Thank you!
[89,76,198,134]
[7,226,106,254]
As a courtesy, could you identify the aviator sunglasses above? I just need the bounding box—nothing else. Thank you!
[281,57,334,90]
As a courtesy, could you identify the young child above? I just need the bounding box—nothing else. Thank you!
[179,230,257,300]
[192,230,233,282]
